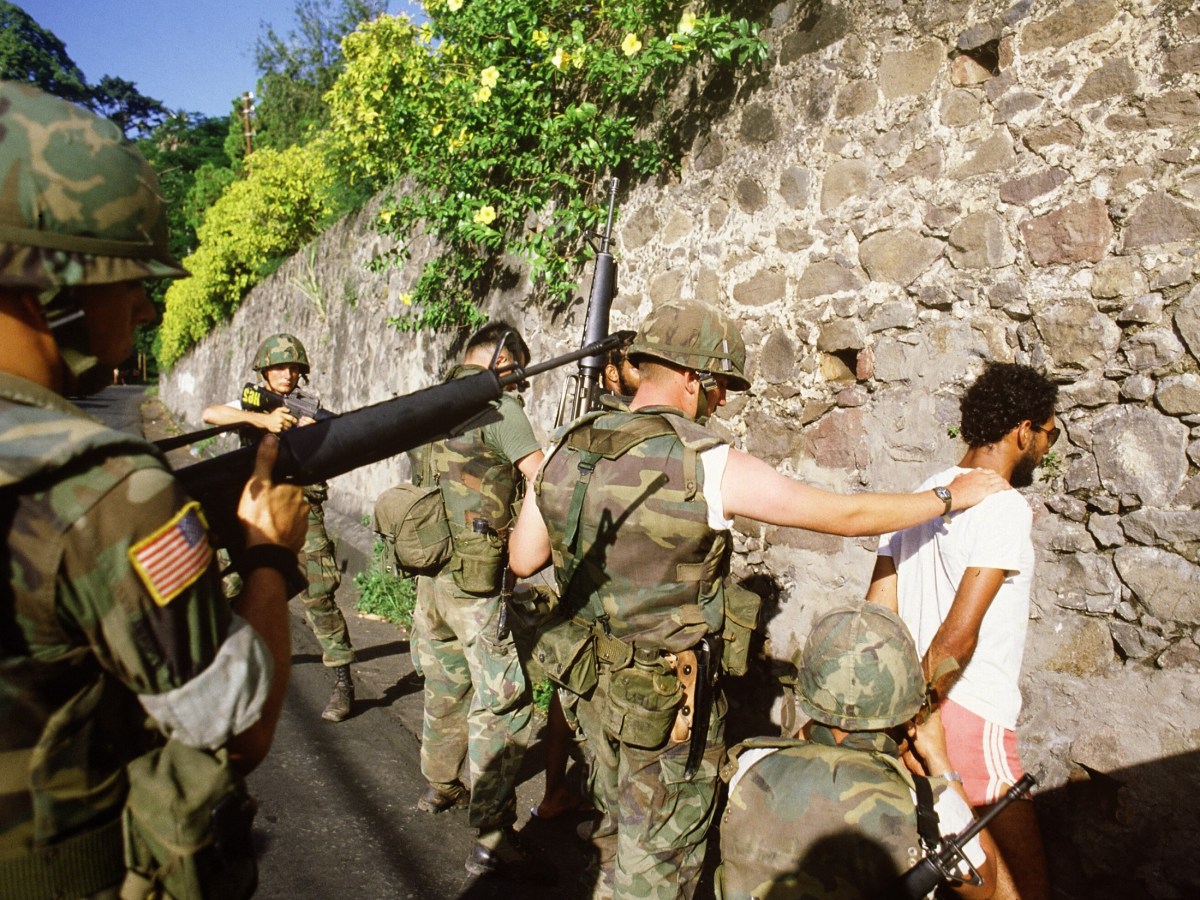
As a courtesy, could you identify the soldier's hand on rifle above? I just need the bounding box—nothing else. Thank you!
[237,434,308,552]
[262,406,298,433]
[905,707,954,779]
[296,415,316,427]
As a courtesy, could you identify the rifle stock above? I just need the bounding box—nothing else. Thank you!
[177,337,624,595]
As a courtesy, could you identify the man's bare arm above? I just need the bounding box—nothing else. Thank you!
[720,449,1007,537]
[865,555,899,612]
[509,491,552,577]
[924,566,1008,699]
[202,401,296,434]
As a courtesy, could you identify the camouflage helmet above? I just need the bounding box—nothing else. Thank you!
[797,605,925,731]
[253,333,310,374]
[627,299,750,391]
[0,81,187,291]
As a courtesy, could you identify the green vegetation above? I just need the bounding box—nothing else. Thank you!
[7,1,766,365]
[1039,449,1065,482]
[532,677,555,713]
[327,0,767,331]
[354,540,417,628]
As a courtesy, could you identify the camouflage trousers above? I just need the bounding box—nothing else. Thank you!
[301,501,353,668]
[413,570,532,831]
[569,667,726,900]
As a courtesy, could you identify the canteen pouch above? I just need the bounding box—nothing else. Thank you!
[530,615,598,695]
[603,656,683,749]
[121,741,257,900]
[720,581,763,677]
[372,484,452,576]
[449,528,505,595]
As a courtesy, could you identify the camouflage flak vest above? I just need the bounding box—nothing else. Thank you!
[1,396,158,870]
[720,731,926,900]
[424,366,521,593]
[535,407,731,653]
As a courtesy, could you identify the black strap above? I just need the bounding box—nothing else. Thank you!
[237,543,299,580]
[913,774,942,851]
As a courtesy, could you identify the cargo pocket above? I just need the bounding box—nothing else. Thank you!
[477,628,528,715]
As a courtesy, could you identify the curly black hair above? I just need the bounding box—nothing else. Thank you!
[959,362,1058,447]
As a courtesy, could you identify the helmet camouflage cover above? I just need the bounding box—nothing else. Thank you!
[797,605,926,731]
[627,298,750,391]
[253,333,310,374]
[0,81,187,290]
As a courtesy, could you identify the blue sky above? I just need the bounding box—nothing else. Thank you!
[19,1,419,119]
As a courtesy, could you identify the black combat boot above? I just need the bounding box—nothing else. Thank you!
[321,665,354,722]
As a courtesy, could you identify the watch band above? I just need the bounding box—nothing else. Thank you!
[238,543,299,579]
[933,486,953,517]
[942,770,964,784]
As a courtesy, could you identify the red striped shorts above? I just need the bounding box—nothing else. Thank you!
[941,698,1026,806]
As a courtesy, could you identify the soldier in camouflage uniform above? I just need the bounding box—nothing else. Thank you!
[0,82,306,898]
[510,298,1006,900]
[718,605,997,900]
[411,322,547,880]
[203,333,357,722]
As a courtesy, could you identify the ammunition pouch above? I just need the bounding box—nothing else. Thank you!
[603,649,683,750]
[121,741,257,900]
[719,582,763,677]
[372,484,452,577]
[529,614,598,696]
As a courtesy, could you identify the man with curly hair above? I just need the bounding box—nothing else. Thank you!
[867,361,1058,900]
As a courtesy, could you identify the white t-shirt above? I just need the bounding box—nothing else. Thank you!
[878,466,1034,729]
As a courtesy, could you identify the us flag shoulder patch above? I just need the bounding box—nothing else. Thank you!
[128,501,213,607]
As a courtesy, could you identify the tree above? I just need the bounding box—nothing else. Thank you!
[252,0,387,149]
[90,75,168,138]
[0,1,90,103]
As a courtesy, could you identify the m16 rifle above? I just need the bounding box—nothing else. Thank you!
[174,336,627,596]
[239,383,333,423]
[556,177,622,427]
[889,772,1038,899]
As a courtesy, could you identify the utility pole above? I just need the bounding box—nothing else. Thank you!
[241,91,255,166]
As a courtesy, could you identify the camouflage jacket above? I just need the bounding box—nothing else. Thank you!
[720,727,951,900]
[426,365,533,537]
[535,406,730,652]
[0,374,233,866]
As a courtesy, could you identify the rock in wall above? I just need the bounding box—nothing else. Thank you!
[161,2,1200,894]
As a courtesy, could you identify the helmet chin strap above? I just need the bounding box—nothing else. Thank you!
[694,371,717,422]
[42,288,102,391]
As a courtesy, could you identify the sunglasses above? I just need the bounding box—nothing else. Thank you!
[1031,424,1060,446]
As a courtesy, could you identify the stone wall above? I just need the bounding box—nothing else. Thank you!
[161,2,1200,895]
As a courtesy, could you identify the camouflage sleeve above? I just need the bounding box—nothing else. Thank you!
[486,393,542,466]
[57,456,271,745]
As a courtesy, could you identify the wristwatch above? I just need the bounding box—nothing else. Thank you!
[932,486,953,518]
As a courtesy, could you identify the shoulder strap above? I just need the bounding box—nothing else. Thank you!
[912,774,943,850]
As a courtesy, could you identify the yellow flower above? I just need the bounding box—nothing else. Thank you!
[473,205,497,226]
[551,47,569,70]
[399,292,413,306]
[621,33,642,57]
[532,29,549,48]
[378,209,394,225]
[431,122,444,136]
[677,11,697,35]
[447,0,462,10]
[473,85,492,102]
[479,66,499,88]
